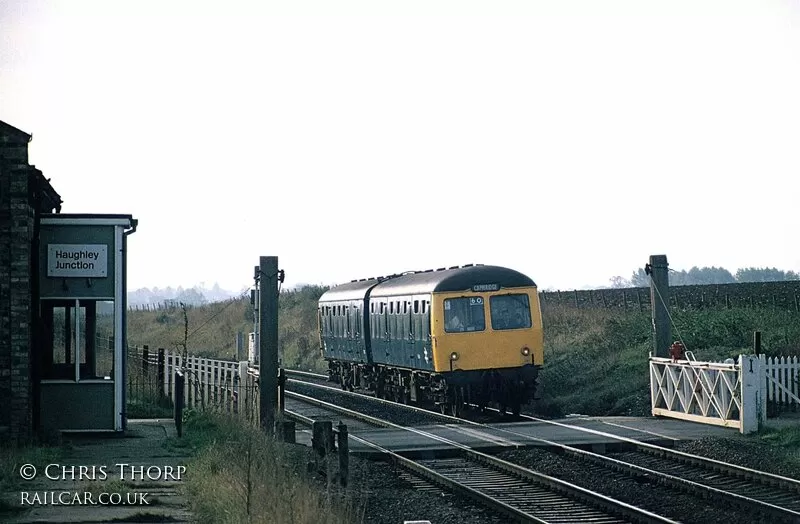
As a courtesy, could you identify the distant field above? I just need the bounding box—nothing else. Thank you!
[540,281,800,312]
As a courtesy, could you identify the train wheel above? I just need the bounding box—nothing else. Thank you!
[450,387,464,417]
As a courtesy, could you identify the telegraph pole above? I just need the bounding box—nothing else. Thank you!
[258,256,279,436]
[647,254,671,358]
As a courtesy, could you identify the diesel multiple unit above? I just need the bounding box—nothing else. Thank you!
[317,264,544,416]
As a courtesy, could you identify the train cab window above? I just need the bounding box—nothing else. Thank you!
[444,297,485,333]
[490,294,532,330]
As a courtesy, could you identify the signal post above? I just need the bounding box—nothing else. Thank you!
[257,256,280,436]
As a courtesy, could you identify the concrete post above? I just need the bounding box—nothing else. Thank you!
[648,255,671,358]
[258,256,279,436]
[739,355,762,434]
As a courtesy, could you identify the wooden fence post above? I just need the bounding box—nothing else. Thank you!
[175,370,185,437]
[337,422,349,488]
[157,348,165,398]
[278,367,286,412]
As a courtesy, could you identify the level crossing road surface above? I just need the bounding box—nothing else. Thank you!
[294,416,740,457]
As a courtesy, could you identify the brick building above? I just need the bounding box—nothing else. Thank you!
[0,120,62,442]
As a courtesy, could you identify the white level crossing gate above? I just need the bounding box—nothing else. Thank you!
[649,354,766,434]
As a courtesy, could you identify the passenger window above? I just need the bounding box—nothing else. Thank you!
[414,300,419,314]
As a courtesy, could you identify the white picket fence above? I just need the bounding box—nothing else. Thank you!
[761,355,800,409]
[160,351,260,421]
[143,348,798,436]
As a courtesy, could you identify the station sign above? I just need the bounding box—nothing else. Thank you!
[47,244,108,278]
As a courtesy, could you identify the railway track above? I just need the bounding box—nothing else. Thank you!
[283,369,800,523]
[284,387,676,524]
[505,414,800,522]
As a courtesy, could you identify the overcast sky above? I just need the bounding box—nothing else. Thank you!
[2,0,798,293]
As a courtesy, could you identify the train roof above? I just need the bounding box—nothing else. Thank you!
[318,278,381,302]
[319,265,536,303]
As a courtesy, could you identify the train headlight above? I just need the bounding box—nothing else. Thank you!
[450,351,459,361]
[521,347,531,357]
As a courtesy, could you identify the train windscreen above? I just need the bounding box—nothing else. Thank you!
[489,294,532,330]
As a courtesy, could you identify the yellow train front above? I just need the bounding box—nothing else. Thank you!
[430,274,543,416]
[318,264,544,417]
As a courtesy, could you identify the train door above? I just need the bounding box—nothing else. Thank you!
[383,300,391,364]
[410,298,423,367]
[345,304,353,358]
[401,299,412,365]
[351,302,362,360]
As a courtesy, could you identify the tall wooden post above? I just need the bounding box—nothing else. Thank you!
[648,255,671,358]
[252,266,260,365]
[337,422,349,488]
[259,256,279,436]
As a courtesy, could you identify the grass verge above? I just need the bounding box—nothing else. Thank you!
[0,443,63,517]
[170,410,364,523]
[758,424,800,468]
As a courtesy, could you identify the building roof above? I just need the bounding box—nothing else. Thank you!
[0,120,32,143]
